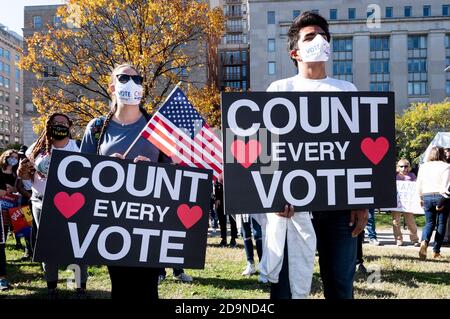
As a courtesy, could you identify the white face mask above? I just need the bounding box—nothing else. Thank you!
[114,80,143,105]
[298,34,330,62]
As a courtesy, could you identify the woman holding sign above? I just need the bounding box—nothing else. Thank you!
[17,112,88,298]
[80,63,172,299]
[392,159,420,247]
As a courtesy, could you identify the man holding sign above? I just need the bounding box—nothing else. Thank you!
[221,11,396,299]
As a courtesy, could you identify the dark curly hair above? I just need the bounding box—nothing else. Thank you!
[288,11,331,67]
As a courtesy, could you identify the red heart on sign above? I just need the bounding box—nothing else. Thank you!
[177,204,203,229]
[361,137,389,165]
[231,140,262,169]
[54,192,85,219]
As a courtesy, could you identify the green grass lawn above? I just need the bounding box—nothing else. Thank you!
[1,225,448,299]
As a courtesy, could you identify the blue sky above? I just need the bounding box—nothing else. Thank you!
[0,0,64,36]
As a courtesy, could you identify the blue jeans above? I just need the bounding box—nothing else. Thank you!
[312,210,357,299]
[241,217,262,263]
[422,194,450,253]
[366,209,377,240]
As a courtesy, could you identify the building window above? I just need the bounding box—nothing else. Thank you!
[293,10,301,19]
[330,9,337,20]
[4,64,10,74]
[370,37,390,92]
[348,8,356,19]
[15,96,19,106]
[53,15,62,27]
[332,38,353,82]
[0,76,3,87]
[15,54,19,61]
[446,35,450,95]
[4,78,9,89]
[268,39,275,52]
[15,82,19,93]
[404,6,412,17]
[443,5,450,16]
[15,67,20,79]
[268,61,276,75]
[311,9,319,14]
[4,50,10,60]
[408,35,427,96]
[423,5,431,17]
[33,16,42,29]
[15,110,19,118]
[386,7,393,18]
[267,11,275,24]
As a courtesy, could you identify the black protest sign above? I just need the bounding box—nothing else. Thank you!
[221,92,396,214]
[34,150,212,268]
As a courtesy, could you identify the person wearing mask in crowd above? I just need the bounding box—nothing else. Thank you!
[17,113,88,298]
[416,146,450,259]
[214,175,238,247]
[15,145,34,260]
[392,159,420,247]
[0,150,25,253]
[80,63,194,299]
[260,11,368,299]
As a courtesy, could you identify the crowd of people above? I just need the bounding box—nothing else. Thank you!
[0,11,449,300]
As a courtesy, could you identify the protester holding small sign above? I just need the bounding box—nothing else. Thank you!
[261,11,368,299]
[80,63,171,300]
[392,159,420,247]
[18,112,88,298]
[417,147,450,259]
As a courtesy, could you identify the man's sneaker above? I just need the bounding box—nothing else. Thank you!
[396,240,404,246]
[241,262,256,276]
[219,239,227,247]
[229,238,237,247]
[369,238,380,246]
[432,252,441,259]
[0,279,10,291]
[413,241,421,247]
[257,274,269,284]
[419,241,428,260]
[173,273,193,283]
[356,263,367,275]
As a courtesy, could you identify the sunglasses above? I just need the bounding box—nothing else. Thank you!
[116,74,143,85]
[399,165,409,168]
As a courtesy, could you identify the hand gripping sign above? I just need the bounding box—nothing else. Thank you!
[34,150,212,268]
[221,92,397,214]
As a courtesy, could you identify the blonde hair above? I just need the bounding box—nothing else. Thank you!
[396,158,411,173]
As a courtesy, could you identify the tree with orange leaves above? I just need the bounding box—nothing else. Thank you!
[19,0,224,135]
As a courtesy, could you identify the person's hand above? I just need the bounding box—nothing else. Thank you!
[133,155,151,163]
[276,204,295,218]
[17,158,34,180]
[6,184,15,194]
[110,153,125,159]
[350,209,369,237]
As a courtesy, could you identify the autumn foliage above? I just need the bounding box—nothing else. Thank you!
[19,0,224,135]
[395,100,450,163]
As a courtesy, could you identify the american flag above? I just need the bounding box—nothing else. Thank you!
[140,86,223,180]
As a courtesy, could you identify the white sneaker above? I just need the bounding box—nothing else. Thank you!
[241,262,256,276]
[258,274,269,284]
[173,273,193,283]
[369,238,380,246]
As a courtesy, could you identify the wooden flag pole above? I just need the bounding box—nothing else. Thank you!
[122,82,182,158]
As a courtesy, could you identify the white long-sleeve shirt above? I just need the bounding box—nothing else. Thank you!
[416,161,450,196]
